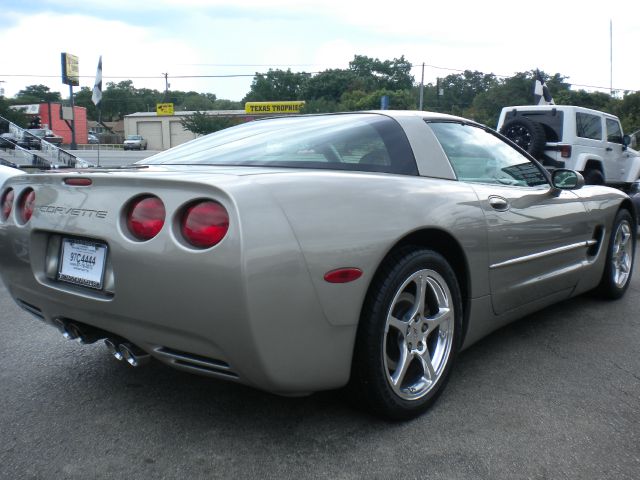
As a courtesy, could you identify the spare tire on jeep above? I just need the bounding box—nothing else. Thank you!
[500,117,546,158]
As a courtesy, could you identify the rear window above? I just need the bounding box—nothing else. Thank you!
[141,114,418,175]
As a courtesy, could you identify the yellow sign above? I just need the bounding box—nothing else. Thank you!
[61,52,79,86]
[156,103,175,116]
[245,101,305,114]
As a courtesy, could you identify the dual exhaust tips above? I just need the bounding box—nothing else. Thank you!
[55,318,150,367]
[104,338,150,367]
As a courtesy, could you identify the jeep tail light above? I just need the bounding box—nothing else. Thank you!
[560,145,572,158]
[1,188,14,221]
[19,188,35,223]
[126,195,165,241]
[181,200,229,248]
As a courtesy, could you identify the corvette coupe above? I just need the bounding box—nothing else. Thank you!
[0,111,635,419]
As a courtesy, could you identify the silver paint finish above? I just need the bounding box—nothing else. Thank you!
[0,111,632,396]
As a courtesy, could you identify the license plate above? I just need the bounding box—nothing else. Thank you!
[58,238,108,290]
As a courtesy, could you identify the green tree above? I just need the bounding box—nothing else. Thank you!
[431,70,498,116]
[180,111,239,136]
[0,97,28,128]
[243,69,310,102]
[349,55,414,91]
[341,89,416,111]
[182,92,215,111]
[15,84,61,103]
[469,71,570,127]
[302,69,357,103]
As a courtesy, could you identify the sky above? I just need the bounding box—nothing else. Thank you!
[0,0,639,102]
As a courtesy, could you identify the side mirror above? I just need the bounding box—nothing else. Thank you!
[622,134,631,150]
[551,169,584,190]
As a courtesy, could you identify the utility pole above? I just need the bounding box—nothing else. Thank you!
[162,73,169,101]
[610,19,613,96]
[419,62,425,111]
[69,84,77,149]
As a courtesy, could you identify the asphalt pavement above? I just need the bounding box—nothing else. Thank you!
[0,261,639,479]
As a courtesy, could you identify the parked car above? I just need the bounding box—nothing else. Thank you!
[0,111,635,419]
[497,105,640,189]
[123,135,147,150]
[18,129,64,149]
[88,134,99,145]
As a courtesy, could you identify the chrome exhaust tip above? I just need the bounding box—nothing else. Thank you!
[118,343,150,367]
[53,319,80,341]
[54,319,105,344]
[104,338,124,361]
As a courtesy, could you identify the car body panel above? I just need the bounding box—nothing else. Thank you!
[0,111,632,396]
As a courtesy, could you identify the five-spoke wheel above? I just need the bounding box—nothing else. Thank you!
[350,248,462,420]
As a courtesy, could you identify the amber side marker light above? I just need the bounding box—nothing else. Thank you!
[324,268,363,284]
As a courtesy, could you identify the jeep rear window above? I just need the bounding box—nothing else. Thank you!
[576,113,602,140]
[503,110,563,142]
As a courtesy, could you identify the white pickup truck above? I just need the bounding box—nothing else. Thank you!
[497,105,640,190]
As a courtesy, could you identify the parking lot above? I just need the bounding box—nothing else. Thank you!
[1,256,639,480]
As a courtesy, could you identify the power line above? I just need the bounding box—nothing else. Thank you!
[1,63,638,93]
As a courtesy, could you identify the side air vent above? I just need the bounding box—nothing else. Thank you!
[153,346,238,379]
[587,226,605,257]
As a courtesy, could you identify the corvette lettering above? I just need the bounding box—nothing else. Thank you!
[38,205,108,219]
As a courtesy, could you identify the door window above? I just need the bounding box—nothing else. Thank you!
[605,118,623,144]
[428,122,548,187]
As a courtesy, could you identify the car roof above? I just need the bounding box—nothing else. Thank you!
[499,105,620,120]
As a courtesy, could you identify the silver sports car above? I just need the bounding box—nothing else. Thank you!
[0,111,636,419]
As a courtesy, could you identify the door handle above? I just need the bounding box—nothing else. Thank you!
[488,195,510,211]
[606,147,613,151]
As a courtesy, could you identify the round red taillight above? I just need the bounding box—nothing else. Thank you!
[19,188,35,223]
[126,196,165,241]
[1,188,14,221]
[181,200,229,248]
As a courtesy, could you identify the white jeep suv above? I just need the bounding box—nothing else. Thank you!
[497,105,640,189]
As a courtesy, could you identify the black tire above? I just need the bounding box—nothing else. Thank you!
[500,117,546,158]
[594,209,635,299]
[583,169,605,185]
[349,247,463,420]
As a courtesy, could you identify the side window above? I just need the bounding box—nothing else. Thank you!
[428,122,548,187]
[605,118,623,144]
[576,113,602,140]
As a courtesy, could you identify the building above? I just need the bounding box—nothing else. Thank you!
[12,103,88,145]
[124,110,256,151]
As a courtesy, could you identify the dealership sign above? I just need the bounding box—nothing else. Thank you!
[61,52,79,86]
[245,101,305,114]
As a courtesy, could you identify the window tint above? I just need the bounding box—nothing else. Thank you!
[576,113,602,140]
[142,114,417,175]
[606,118,623,144]
[428,122,548,187]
